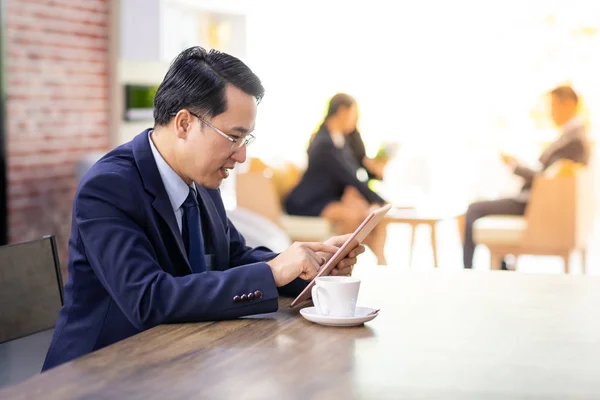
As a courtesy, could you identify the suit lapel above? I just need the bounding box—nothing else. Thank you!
[132,130,191,274]
[151,196,190,269]
[540,122,586,167]
[195,184,229,271]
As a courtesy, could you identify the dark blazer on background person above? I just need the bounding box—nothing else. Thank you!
[346,129,380,180]
[43,129,306,371]
[463,116,592,268]
[514,117,591,200]
[285,125,385,217]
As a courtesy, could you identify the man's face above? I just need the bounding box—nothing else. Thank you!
[176,85,257,188]
[549,94,575,127]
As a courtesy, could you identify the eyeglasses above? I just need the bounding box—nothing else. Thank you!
[170,110,255,151]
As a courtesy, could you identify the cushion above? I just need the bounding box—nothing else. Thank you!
[473,215,527,245]
[543,160,585,178]
[280,214,334,242]
[227,208,291,253]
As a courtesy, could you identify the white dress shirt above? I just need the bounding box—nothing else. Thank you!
[148,130,196,233]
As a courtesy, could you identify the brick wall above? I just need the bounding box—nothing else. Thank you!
[5,0,111,271]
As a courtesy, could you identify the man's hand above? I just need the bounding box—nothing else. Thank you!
[266,242,339,287]
[319,234,366,276]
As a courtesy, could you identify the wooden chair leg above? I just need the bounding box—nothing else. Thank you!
[490,250,503,271]
[562,252,571,274]
[581,248,587,275]
[430,223,438,268]
[456,214,465,247]
[409,224,417,267]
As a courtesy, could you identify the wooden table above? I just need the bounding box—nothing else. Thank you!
[2,266,600,399]
[385,207,466,267]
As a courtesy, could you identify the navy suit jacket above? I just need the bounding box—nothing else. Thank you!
[43,130,306,370]
[285,125,385,216]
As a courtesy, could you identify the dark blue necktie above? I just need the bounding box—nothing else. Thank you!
[182,187,206,273]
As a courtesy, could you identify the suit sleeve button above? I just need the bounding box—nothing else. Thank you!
[233,295,241,303]
[254,290,263,299]
[240,294,248,302]
[248,292,255,300]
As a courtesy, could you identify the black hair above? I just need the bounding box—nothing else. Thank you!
[324,93,356,119]
[153,46,265,126]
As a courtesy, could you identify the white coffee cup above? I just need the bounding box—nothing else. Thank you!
[311,276,361,317]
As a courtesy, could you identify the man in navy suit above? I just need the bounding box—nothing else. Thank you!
[462,85,590,269]
[42,47,364,370]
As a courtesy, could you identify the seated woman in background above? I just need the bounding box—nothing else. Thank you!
[346,128,387,181]
[285,93,388,264]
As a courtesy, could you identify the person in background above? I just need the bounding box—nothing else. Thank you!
[285,93,388,264]
[346,129,386,181]
[42,47,365,370]
[463,85,591,269]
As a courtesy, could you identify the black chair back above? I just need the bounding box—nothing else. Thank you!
[0,236,63,343]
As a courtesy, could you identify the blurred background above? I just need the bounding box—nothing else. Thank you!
[1,0,599,274]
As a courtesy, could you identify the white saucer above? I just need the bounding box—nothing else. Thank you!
[299,306,379,327]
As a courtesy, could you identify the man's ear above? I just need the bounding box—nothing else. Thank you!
[174,110,192,139]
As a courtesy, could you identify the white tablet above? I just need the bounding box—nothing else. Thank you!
[290,204,392,307]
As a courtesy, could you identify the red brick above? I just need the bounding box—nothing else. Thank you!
[6,16,108,37]
[7,2,108,27]
[5,0,110,273]
[15,0,108,14]
[7,58,108,74]
[7,165,74,184]
[8,131,108,146]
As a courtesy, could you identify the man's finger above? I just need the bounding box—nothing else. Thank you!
[306,249,325,269]
[299,262,319,280]
[333,265,353,276]
[302,242,340,255]
[348,245,366,258]
[328,234,351,246]
[314,251,329,265]
[299,251,319,279]
[340,257,357,268]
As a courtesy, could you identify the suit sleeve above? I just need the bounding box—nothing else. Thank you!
[548,139,588,166]
[226,217,308,297]
[314,145,385,204]
[75,172,280,331]
[348,130,367,165]
[348,130,379,180]
[513,163,538,184]
[514,139,588,186]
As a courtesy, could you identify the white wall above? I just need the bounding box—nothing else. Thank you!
[113,0,600,203]
[115,0,250,145]
[240,0,600,202]
[120,0,162,62]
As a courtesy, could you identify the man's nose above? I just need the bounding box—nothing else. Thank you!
[230,144,247,163]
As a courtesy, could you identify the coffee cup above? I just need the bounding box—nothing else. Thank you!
[311,276,361,317]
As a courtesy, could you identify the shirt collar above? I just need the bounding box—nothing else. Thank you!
[148,130,192,212]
